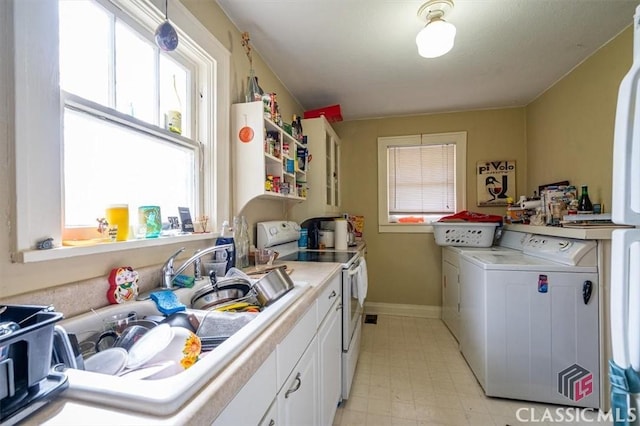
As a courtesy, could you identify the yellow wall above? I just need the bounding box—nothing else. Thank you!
[182,0,305,244]
[333,108,527,305]
[526,27,632,209]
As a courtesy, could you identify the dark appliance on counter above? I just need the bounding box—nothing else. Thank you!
[0,305,69,425]
[306,220,320,249]
[300,216,341,250]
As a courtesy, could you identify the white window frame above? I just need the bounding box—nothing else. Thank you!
[12,0,230,262]
[377,132,467,233]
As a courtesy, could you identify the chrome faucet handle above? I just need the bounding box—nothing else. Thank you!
[162,247,185,288]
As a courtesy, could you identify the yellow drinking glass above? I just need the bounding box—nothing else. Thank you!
[105,204,130,241]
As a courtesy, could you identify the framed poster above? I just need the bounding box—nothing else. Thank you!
[476,160,516,207]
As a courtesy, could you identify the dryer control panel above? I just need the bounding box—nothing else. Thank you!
[522,235,597,266]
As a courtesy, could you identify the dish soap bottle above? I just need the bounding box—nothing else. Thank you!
[216,220,235,272]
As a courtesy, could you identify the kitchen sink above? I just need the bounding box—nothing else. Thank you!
[58,279,310,416]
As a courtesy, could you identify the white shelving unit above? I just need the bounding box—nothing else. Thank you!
[289,116,341,222]
[232,101,308,214]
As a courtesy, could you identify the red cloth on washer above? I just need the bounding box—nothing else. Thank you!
[438,210,503,223]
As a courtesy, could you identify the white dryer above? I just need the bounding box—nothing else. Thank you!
[459,234,600,408]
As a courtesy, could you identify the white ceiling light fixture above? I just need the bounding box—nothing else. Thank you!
[416,0,456,58]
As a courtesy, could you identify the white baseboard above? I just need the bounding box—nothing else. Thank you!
[363,302,441,319]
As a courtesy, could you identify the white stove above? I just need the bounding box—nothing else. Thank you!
[256,221,301,256]
[256,221,359,267]
[256,220,367,401]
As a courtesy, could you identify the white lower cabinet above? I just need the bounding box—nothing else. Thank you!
[258,399,278,426]
[211,351,277,426]
[441,247,460,341]
[277,335,319,426]
[318,298,341,426]
[211,271,342,426]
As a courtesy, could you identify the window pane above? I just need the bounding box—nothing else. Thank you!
[115,21,156,124]
[63,108,196,228]
[59,0,111,105]
[160,56,189,136]
[388,144,455,215]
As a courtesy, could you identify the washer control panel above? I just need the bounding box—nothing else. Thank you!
[522,235,597,266]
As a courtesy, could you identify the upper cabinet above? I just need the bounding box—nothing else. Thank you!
[289,117,341,222]
[232,101,308,214]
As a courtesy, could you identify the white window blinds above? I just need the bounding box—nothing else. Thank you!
[387,143,456,215]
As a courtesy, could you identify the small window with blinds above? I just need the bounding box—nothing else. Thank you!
[378,132,467,233]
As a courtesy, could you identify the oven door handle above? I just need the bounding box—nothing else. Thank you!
[347,257,362,275]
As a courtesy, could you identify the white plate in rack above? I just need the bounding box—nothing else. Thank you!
[84,347,128,376]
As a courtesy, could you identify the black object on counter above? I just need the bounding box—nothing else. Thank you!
[300,216,342,250]
[307,221,319,249]
[0,305,67,424]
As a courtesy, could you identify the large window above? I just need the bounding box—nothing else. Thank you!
[12,0,230,260]
[59,0,197,231]
[378,132,467,233]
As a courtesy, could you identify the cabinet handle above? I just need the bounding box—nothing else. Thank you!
[328,290,337,299]
[336,303,342,312]
[268,420,275,426]
[285,372,302,398]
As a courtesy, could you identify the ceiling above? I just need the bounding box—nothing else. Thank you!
[216,0,638,121]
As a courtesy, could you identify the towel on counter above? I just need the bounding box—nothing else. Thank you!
[438,210,503,223]
[352,257,368,307]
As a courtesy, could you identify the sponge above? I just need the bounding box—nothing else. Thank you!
[173,274,195,288]
[150,290,186,316]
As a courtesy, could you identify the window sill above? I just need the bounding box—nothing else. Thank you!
[15,233,217,263]
[378,223,435,234]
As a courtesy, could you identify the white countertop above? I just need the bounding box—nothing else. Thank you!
[504,223,632,240]
[26,261,342,425]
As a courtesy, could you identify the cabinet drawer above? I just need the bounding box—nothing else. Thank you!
[276,305,317,392]
[317,272,341,324]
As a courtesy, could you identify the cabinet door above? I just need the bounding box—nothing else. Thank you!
[212,351,276,426]
[442,259,460,341]
[292,117,341,222]
[277,335,319,426]
[277,304,317,391]
[259,399,278,426]
[318,300,342,426]
[325,131,340,210]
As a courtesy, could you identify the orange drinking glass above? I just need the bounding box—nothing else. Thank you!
[105,204,130,241]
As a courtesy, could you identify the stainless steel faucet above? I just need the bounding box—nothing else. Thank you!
[161,243,233,289]
[136,243,233,301]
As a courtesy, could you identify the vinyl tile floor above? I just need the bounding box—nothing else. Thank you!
[333,315,611,426]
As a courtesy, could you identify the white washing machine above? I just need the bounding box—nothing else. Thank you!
[459,234,601,408]
[441,230,528,340]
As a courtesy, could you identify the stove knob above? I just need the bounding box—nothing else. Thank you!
[269,226,278,236]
